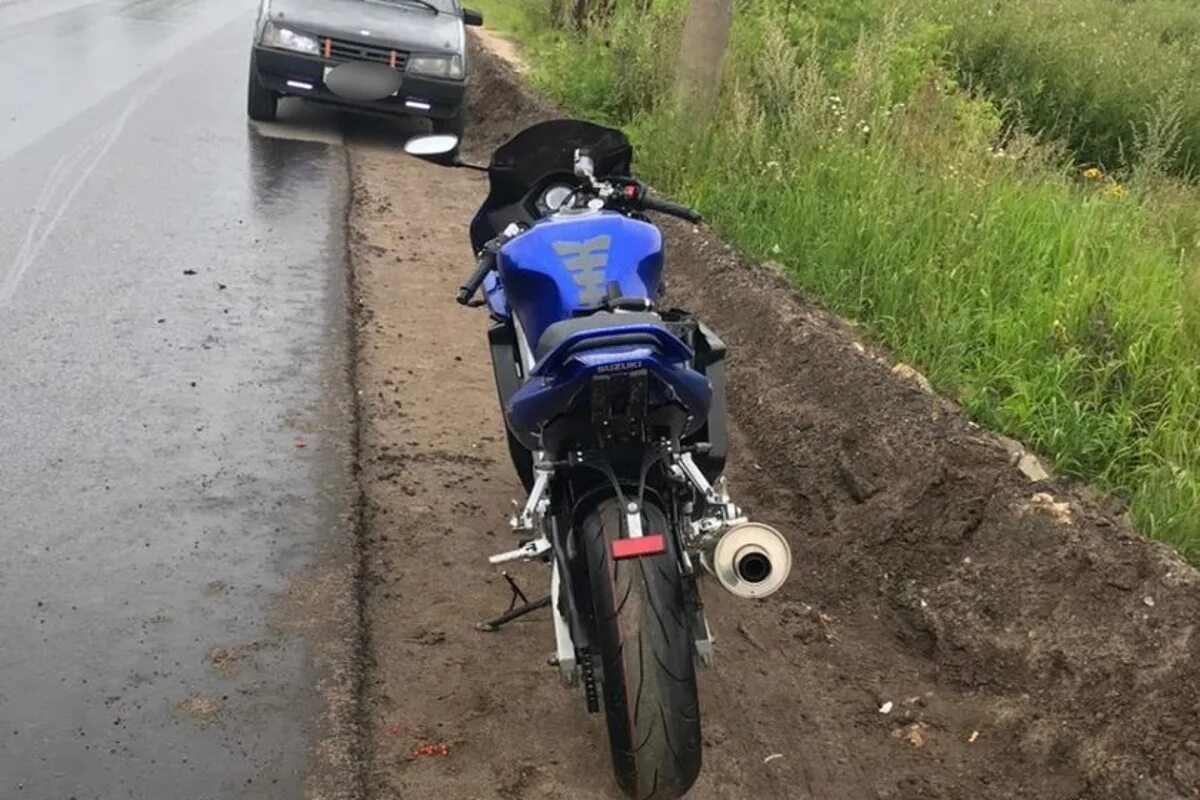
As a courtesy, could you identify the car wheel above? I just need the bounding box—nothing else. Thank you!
[247,58,278,122]
[431,108,465,138]
[429,109,464,164]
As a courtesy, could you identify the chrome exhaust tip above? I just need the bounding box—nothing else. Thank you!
[711,522,792,599]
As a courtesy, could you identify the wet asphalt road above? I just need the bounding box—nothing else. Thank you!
[0,1,358,797]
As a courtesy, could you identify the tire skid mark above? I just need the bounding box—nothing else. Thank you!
[1,92,146,306]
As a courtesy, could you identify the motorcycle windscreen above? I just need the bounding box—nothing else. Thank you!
[469,119,633,251]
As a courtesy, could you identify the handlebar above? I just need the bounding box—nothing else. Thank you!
[639,194,702,224]
[457,248,497,306]
[613,179,702,224]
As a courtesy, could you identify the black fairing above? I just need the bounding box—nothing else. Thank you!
[487,322,535,490]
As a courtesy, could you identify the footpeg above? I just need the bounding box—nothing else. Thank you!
[488,536,551,565]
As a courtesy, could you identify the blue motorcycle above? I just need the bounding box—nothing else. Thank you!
[406,119,792,799]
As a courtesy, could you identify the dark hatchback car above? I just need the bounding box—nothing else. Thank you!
[248,0,483,136]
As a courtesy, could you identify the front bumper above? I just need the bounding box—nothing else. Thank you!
[252,45,465,120]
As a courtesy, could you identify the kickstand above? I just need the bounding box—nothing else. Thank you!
[476,572,550,632]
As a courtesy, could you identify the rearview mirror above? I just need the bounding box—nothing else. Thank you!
[462,7,483,26]
[403,134,460,160]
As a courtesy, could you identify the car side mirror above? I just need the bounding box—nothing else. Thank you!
[462,7,483,26]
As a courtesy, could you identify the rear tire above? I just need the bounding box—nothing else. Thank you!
[247,57,278,122]
[583,499,701,799]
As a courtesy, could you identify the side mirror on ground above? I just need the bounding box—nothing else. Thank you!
[462,7,484,26]
[404,134,460,161]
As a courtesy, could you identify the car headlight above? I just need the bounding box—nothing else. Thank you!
[261,21,320,55]
[407,54,463,79]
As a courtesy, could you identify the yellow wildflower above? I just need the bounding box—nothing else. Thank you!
[1104,183,1127,199]
[1083,167,1103,180]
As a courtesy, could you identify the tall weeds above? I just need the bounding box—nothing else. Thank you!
[919,0,1200,178]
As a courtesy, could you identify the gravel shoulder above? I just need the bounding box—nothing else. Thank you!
[347,35,1200,800]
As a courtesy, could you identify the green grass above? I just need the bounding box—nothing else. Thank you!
[470,0,529,35]
[918,0,1200,179]
[472,0,1200,558]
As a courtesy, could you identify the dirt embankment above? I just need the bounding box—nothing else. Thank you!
[347,35,1200,800]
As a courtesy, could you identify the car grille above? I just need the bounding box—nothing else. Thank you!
[323,36,409,70]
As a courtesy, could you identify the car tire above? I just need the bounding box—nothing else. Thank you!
[247,57,279,122]
[432,107,465,137]
[429,108,464,164]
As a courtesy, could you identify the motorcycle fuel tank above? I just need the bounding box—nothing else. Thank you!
[497,211,664,345]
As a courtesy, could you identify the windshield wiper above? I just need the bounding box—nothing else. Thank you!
[370,0,440,13]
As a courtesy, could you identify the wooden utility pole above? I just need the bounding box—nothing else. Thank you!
[674,0,734,114]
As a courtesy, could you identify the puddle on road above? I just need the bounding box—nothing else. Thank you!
[247,93,350,145]
[251,118,344,147]
[250,98,431,151]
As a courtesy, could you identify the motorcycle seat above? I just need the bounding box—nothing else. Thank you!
[534,311,666,362]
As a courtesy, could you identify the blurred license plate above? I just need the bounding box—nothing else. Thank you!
[323,64,400,96]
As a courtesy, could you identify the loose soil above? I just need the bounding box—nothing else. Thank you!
[348,34,1200,800]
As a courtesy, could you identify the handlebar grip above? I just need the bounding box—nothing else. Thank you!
[457,249,496,306]
[641,194,702,224]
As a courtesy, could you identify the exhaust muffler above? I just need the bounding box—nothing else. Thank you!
[709,522,792,599]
